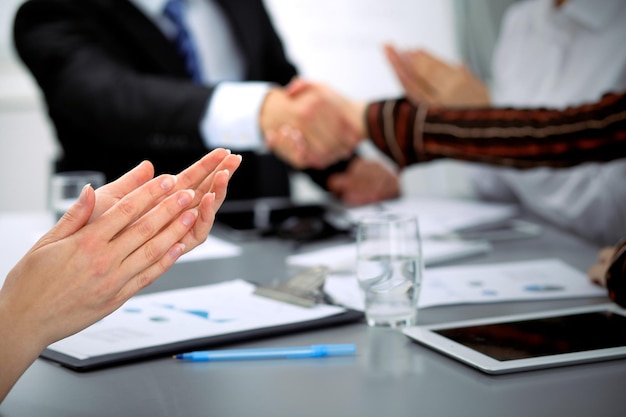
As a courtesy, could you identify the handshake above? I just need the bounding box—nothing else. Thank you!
[259,44,491,172]
[259,78,368,170]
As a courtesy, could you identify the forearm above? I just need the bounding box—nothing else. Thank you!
[0,297,47,403]
[365,93,626,169]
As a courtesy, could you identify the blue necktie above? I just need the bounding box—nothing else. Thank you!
[163,0,204,83]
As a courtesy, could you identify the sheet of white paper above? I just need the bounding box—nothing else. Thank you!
[176,235,241,262]
[48,279,345,359]
[344,196,518,237]
[418,259,607,307]
[0,212,54,287]
[324,259,607,312]
[287,239,491,272]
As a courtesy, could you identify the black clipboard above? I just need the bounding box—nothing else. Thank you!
[40,297,363,372]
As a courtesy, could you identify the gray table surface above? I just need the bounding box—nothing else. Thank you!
[1,216,623,417]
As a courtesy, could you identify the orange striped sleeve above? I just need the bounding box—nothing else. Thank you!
[365,92,626,169]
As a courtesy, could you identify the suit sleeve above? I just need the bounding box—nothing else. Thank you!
[13,0,210,152]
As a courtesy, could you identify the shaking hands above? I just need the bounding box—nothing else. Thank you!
[260,78,366,170]
[260,79,399,206]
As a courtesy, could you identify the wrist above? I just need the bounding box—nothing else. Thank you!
[0,293,48,401]
[259,87,291,139]
[353,101,368,139]
[0,290,49,354]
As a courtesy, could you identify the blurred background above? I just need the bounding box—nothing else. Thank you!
[0,0,464,212]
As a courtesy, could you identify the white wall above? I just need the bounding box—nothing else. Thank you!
[0,0,60,212]
[0,0,465,212]
[265,0,458,101]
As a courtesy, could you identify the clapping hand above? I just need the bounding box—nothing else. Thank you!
[1,149,241,350]
[89,148,242,253]
[384,44,490,108]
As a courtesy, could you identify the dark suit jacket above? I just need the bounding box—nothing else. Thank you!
[14,0,347,200]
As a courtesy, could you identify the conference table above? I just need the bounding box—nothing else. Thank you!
[1,207,624,417]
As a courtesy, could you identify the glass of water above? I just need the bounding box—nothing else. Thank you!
[49,171,106,220]
[356,212,423,328]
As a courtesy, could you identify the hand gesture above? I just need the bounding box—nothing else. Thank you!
[1,149,241,350]
[90,148,242,252]
[327,157,400,206]
[384,44,490,108]
[266,78,365,169]
[261,81,363,169]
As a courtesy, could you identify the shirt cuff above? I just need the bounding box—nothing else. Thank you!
[200,82,271,151]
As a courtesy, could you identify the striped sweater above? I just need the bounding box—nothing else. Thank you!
[366,92,626,306]
[366,92,626,169]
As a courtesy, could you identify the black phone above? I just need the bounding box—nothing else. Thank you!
[215,198,350,242]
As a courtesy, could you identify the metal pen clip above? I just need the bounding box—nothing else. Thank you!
[254,266,333,308]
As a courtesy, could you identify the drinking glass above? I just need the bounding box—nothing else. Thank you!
[356,212,423,328]
[49,171,106,220]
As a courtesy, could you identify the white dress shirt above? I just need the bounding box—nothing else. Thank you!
[468,0,626,245]
[131,0,271,151]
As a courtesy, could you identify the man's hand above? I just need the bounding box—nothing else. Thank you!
[261,83,362,169]
[327,157,400,206]
[384,44,490,108]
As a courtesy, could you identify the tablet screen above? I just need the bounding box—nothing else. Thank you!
[434,310,626,361]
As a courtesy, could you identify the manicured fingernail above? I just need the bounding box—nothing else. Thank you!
[178,190,195,206]
[160,175,176,191]
[207,192,216,208]
[169,243,185,259]
[77,184,91,205]
[181,210,197,227]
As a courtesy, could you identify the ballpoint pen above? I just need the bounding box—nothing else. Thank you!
[524,284,565,292]
[174,344,357,362]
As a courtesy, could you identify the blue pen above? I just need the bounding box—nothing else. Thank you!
[174,344,357,362]
[524,284,565,292]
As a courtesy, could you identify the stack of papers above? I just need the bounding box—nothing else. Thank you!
[344,196,518,238]
[287,239,491,271]
[48,279,345,360]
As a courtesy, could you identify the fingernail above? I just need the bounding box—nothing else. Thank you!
[181,210,196,227]
[178,189,195,206]
[169,243,185,259]
[77,183,92,205]
[160,175,176,191]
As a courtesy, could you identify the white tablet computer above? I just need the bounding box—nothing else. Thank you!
[403,303,626,374]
